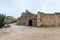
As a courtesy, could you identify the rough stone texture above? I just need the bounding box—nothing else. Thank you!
[5,16,17,24]
[37,12,60,27]
[17,10,60,27]
[17,10,37,26]
[55,13,60,26]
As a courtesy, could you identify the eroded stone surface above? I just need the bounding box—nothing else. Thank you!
[5,16,17,24]
[17,10,60,27]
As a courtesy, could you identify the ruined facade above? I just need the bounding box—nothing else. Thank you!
[17,10,37,26]
[17,10,60,27]
[5,16,17,24]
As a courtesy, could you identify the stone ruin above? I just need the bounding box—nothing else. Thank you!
[17,10,60,27]
[5,16,17,24]
[17,10,37,26]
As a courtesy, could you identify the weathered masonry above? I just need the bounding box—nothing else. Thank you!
[37,12,60,27]
[17,10,60,27]
[17,10,37,26]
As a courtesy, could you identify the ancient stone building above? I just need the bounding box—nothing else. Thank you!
[17,10,37,26]
[17,10,60,27]
[5,16,17,24]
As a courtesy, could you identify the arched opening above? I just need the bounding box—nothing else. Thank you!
[28,20,32,26]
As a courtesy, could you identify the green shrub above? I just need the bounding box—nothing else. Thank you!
[0,13,5,28]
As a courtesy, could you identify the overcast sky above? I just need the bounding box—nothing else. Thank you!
[0,0,60,18]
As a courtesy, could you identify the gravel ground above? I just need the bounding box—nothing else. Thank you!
[0,23,60,40]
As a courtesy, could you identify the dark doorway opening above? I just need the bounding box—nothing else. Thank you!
[28,20,32,26]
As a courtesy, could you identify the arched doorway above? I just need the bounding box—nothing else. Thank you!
[28,20,32,26]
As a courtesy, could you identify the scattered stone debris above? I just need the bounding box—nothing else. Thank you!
[3,24,10,28]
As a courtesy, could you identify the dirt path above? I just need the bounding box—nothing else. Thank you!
[0,23,60,40]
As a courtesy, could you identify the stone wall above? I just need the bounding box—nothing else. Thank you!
[17,18,27,25]
[17,10,60,27]
[37,12,60,27]
[37,12,43,26]
[55,13,60,26]
[17,10,37,26]
[5,16,17,24]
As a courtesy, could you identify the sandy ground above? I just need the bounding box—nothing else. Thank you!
[0,23,60,40]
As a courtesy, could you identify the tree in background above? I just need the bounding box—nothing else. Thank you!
[0,13,5,28]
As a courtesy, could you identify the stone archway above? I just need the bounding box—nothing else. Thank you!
[28,20,32,26]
